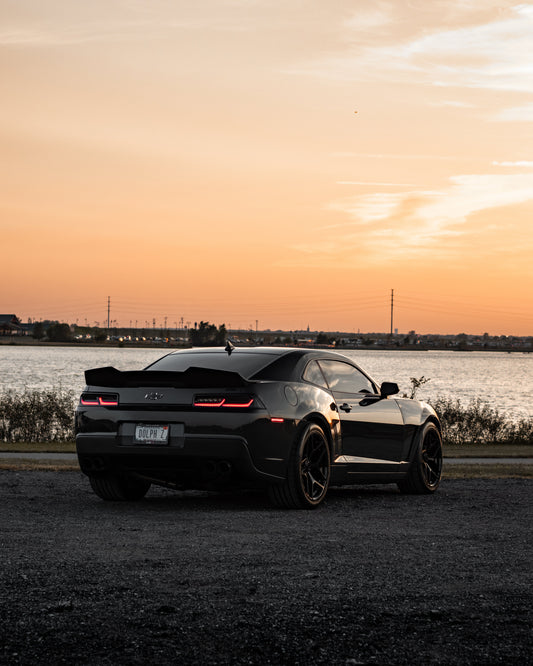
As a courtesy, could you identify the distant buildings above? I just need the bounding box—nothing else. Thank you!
[0,314,25,336]
[0,314,531,349]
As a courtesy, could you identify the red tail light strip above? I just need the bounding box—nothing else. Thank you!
[98,397,119,406]
[193,396,254,408]
[80,398,99,406]
[223,399,254,408]
[80,394,119,407]
[194,399,225,408]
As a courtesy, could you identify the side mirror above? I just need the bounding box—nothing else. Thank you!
[380,382,399,398]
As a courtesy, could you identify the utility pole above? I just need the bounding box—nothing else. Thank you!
[390,289,394,337]
[107,296,110,332]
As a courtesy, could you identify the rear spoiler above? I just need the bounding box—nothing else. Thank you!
[84,366,250,389]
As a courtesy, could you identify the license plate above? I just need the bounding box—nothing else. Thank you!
[134,424,169,445]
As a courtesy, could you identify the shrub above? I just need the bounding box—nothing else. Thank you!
[432,396,533,447]
[403,376,431,399]
[405,376,532,446]
[0,389,76,443]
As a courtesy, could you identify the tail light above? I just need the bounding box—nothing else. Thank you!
[80,393,119,407]
[193,394,255,409]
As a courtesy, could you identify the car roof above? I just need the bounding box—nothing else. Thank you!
[168,346,297,356]
[167,346,358,363]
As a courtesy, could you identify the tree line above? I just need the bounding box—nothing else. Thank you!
[30,320,228,345]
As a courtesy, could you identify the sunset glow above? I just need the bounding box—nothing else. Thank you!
[2,1,532,335]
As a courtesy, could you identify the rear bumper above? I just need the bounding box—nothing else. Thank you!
[76,432,285,488]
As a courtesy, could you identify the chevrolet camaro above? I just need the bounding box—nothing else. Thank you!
[75,345,443,509]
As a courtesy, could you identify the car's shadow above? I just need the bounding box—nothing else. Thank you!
[102,483,404,513]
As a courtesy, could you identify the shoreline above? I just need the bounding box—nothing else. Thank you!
[1,339,531,353]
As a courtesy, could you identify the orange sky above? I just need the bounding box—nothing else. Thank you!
[1,1,532,335]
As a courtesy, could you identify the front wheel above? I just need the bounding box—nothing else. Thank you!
[398,421,442,494]
[268,423,330,509]
[89,474,151,501]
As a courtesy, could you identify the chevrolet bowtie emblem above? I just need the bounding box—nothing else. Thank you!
[145,392,164,400]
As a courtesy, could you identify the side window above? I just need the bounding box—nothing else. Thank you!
[302,360,328,388]
[317,360,376,394]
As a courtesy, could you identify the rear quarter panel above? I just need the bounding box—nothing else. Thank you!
[255,380,341,455]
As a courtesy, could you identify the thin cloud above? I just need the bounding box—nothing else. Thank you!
[343,8,392,31]
[290,4,533,94]
[493,160,533,167]
[331,152,462,161]
[327,192,408,225]
[291,172,533,263]
[493,104,533,122]
[0,20,182,46]
[417,174,533,226]
[429,100,476,108]
[337,181,417,187]
[0,11,255,47]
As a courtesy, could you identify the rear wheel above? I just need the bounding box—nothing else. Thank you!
[89,474,151,501]
[268,423,330,509]
[398,421,442,494]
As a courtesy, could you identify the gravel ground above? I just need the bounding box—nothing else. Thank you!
[1,472,531,665]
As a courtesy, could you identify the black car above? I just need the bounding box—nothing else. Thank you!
[75,346,442,509]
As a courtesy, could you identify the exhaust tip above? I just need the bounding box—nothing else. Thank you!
[218,460,232,475]
[202,460,232,481]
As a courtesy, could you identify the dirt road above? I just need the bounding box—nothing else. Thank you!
[1,471,531,665]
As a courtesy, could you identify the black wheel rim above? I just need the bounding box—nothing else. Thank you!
[300,431,329,502]
[421,428,442,488]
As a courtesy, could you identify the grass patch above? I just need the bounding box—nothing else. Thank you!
[444,444,533,458]
[0,441,76,453]
[443,463,533,479]
[0,460,79,471]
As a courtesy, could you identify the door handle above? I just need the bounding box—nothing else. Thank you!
[340,403,352,413]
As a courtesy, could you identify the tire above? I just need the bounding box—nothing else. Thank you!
[398,421,442,494]
[268,423,331,509]
[89,474,151,501]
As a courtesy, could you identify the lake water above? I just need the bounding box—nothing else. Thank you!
[0,346,531,420]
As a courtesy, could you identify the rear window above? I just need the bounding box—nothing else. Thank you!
[146,351,281,379]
